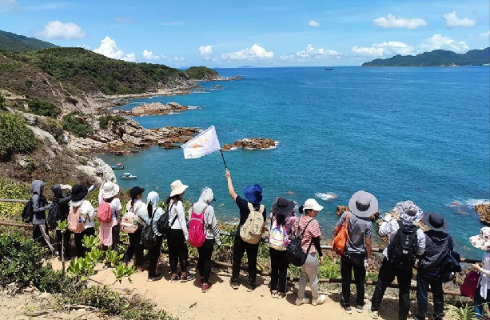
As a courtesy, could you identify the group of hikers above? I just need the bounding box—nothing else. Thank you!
[24,170,489,319]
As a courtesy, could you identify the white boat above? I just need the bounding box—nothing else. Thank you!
[120,173,137,180]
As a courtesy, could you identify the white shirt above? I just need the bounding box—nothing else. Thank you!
[378,218,426,259]
[479,252,490,299]
[169,200,188,240]
[71,200,95,229]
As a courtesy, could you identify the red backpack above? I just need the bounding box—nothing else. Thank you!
[188,205,208,248]
[97,200,112,224]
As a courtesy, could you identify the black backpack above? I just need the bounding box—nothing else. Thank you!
[156,203,177,239]
[388,221,419,270]
[22,198,34,223]
[47,202,61,228]
[141,214,157,249]
[286,218,314,267]
[437,236,462,282]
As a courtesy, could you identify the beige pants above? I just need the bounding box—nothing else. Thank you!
[297,253,319,300]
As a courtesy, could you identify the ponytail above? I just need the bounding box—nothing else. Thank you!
[147,202,153,218]
[276,213,285,226]
[298,205,304,214]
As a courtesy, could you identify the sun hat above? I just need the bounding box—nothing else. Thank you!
[60,184,72,191]
[170,180,188,197]
[244,184,263,204]
[422,212,448,232]
[348,190,378,218]
[470,227,490,250]
[397,200,423,223]
[71,184,88,205]
[102,181,120,199]
[272,197,295,216]
[129,186,145,199]
[303,198,323,212]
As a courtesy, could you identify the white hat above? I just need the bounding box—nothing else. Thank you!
[60,184,72,191]
[348,190,378,218]
[170,180,188,197]
[470,227,490,250]
[102,181,120,199]
[303,198,323,212]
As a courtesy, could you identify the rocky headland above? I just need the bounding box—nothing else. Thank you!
[114,101,198,117]
[476,204,490,225]
[222,138,277,151]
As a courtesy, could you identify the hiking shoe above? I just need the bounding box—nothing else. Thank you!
[247,283,256,292]
[181,273,195,283]
[271,290,278,298]
[356,305,364,313]
[170,274,179,282]
[148,274,163,282]
[369,309,379,319]
[312,294,326,306]
[295,297,311,306]
[202,283,212,293]
[199,277,204,285]
[230,280,239,290]
[277,292,286,299]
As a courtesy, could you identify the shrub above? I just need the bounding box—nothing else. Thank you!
[0,93,6,109]
[27,99,61,117]
[0,178,30,219]
[0,111,36,159]
[38,117,64,143]
[99,114,127,130]
[62,112,93,137]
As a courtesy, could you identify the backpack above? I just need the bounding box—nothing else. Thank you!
[67,206,85,233]
[460,270,479,299]
[332,212,350,255]
[120,203,142,234]
[47,202,61,228]
[141,212,157,249]
[22,199,34,223]
[188,205,208,248]
[436,236,462,282]
[97,200,112,224]
[269,216,287,251]
[286,218,314,266]
[156,202,178,239]
[240,203,265,244]
[387,220,419,270]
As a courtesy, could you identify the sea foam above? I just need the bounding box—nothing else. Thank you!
[315,192,338,201]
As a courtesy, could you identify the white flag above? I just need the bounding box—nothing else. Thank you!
[181,125,221,159]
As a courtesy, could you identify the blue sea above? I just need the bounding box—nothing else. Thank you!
[100,66,490,259]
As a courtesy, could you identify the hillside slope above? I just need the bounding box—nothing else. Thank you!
[0,30,57,52]
[362,47,490,67]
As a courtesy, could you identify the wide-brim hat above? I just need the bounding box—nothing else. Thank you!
[303,198,323,212]
[272,197,295,216]
[71,185,88,203]
[60,184,72,191]
[348,190,378,218]
[422,212,448,232]
[244,184,262,204]
[170,180,188,197]
[102,181,120,199]
[470,227,490,250]
[397,200,423,223]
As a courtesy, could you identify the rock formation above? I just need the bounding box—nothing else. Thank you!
[130,102,194,117]
[476,204,490,225]
[222,138,277,151]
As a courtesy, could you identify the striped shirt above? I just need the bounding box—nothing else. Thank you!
[294,215,321,254]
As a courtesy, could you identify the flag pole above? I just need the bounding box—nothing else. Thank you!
[219,149,228,169]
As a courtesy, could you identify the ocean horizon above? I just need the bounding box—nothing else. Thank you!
[100,66,490,259]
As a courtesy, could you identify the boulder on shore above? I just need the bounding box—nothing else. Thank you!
[476,204,490,225]
[222,138,277,151]
[131,102,192,117]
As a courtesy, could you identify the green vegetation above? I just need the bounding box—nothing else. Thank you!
[0,111,36,159]
[0,178,30,219]
[38,117,64,143]
[0,30,57,52]
[27,99,61,117]
[62,112,93,137]
[362,47,490,67]
[4,47,219,95]
[185,66,219,80]
[0,93,6,110]
[99,114,127,129]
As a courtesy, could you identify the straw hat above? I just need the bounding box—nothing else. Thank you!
[170,180,188,197]
[102,181,120,199]
[470,227,490,250]
[348,190,378,218]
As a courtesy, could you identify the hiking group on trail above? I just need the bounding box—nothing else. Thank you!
[22,170,490,319]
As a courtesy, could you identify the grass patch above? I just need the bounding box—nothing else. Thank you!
[27,99,61,117]
[62,112,93,137]
[0,111,36,159]
[99,114,127,130]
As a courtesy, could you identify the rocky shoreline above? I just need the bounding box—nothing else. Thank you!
[222,138,278,151]
[114,101,198,117]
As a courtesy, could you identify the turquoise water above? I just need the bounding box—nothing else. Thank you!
[100,67,490,259]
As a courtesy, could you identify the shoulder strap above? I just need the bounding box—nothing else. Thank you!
[259,204,265,213]
[299,217,315,239]
[247,202,254,213]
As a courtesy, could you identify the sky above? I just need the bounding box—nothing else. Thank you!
[0,0,489,67]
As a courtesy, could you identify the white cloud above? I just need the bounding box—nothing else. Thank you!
[352,41,414,57]
[79,44,90,50]
[35,21,85,39]
[308,20,320,28]
[443,11,476,28]
[421,34,469,52]
[221,44,274,61]
[94,36,136,62]
[480,31,490,38]
[199,45,213,60]
[0,0,19,12]
[143,49,160,60]
[26,2,68,11]
[373,14,427,30]
[280,44,341,61]
[115,17,133,23]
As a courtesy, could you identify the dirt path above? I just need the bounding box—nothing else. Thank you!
[56,259,461,320]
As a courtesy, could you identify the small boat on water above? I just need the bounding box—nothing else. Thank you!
[324,68,333,71]
[120,173,137,180]
[111,162,125,170]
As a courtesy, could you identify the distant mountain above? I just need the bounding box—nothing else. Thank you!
[0,30,57,52]
[362,47,490,67]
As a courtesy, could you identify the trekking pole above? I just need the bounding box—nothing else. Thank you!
[219,149,228,170]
